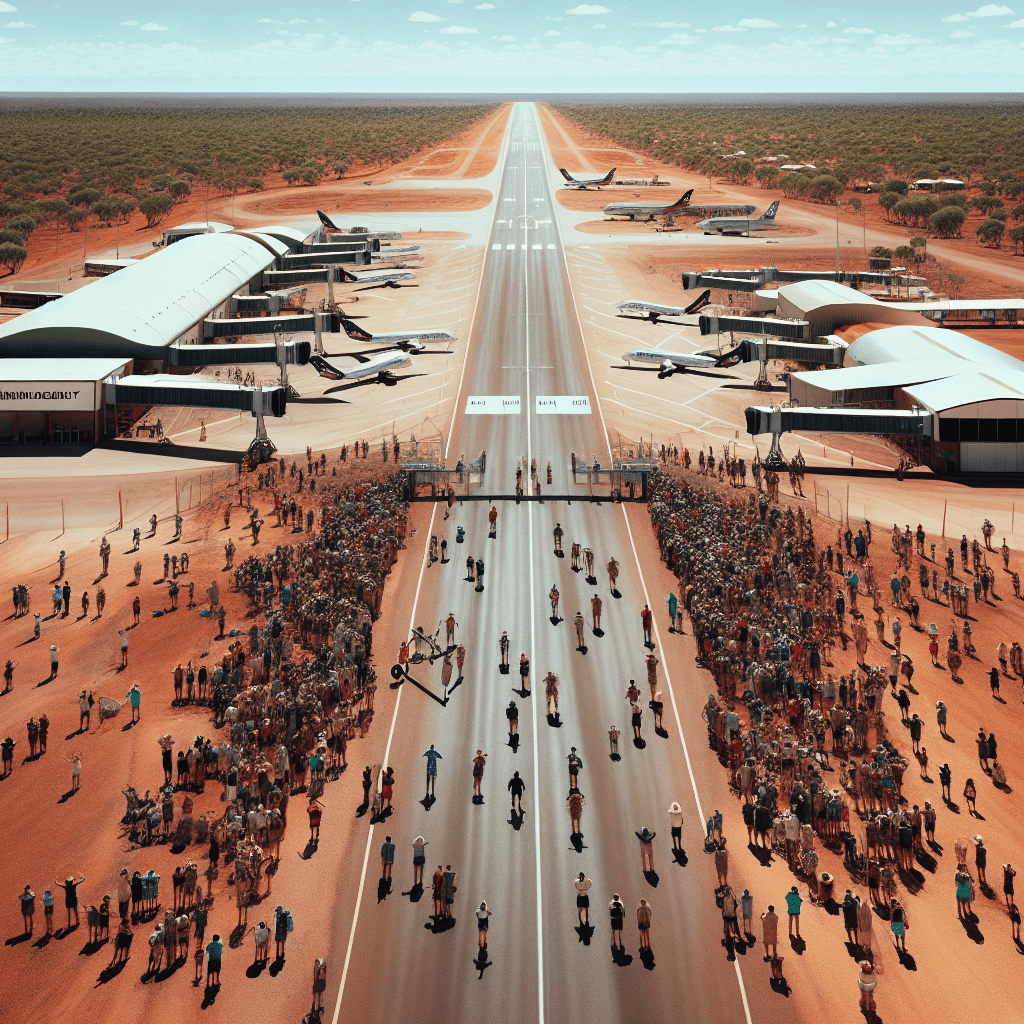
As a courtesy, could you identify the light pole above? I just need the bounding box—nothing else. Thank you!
[835,198,841,273]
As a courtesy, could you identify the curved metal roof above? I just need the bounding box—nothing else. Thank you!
[846,325,1024,374]
[0,233,282,360]
[236,225,316,250]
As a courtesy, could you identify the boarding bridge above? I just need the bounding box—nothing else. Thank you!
[733,336,847,388]
[0,289,62,309]
[169,340,311,368]
[281,250,371,270]
[700,314,811,342]
[744,404,931,468]
[303,239,378,254]
[230,287,307,315]
[324,230,401,243]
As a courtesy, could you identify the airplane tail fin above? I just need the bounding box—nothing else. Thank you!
[309,354,345,380]
[316,210,339,231]
[340,318,373,341]
[559,169,574,182]
[684,289,712,316]
[603,168,617,182]
[714,339,753,368]
[763,201,780,221]
[666,189,694,212]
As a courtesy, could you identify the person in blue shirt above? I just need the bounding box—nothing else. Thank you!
[206,934,223,985]
[423,745,442,798]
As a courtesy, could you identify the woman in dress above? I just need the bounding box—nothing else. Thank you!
[608,894,624,949]
[476,902,492,949]
[381,767,394,811]
[574,873,592,927]
[637,898,652,950]
[519,654,530,695]
[955,866,975,918]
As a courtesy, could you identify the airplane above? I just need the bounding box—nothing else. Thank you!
[338,267,417,288]
[370,246,421,260]
[602,189,693,221]
[340,317,455,353]
[616,289,711,323]
[559,167,616,189]
[696,201,781,236]
[309,349,412,386]
[620,339,747,378]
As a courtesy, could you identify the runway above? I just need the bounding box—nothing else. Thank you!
[331,103,752,1024]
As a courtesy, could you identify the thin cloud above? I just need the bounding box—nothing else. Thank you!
[121,20,139,26]
[0,1,16,10]
[408,11,446,21]
[289,18,307,24]
[475,2,495,6]
[635,21,689,27]
[825,21,837,27]
[660,33,695,43]
[258,18,282,24]
[737,18,779,28]
[545,29,560,35]
[140,22,168,31]
[440,25,478,32]
[494,34,516,40]
[566,4,610,14]
[592,22,607,28]
[942,12,970,19]
[5,19,32,26]
[967,3,1013,13]
[795,23,808,28]
[712,24,746,31]
[305,32,324,39]
[843,26,874,33]
[872,32,924,44]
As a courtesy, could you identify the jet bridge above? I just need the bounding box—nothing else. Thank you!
[744,404,931,467]
[728,336,847,388]
[169,340,311,368]
[699,314,811,342]
[282,250,371,270]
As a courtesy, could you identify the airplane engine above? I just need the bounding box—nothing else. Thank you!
[657,360,677,379]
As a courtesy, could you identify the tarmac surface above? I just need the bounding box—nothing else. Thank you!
[330,101,753,1024]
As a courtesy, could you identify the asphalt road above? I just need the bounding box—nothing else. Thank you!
[332,103,752,1024]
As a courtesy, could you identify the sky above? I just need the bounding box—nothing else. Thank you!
[1,0,1023,93]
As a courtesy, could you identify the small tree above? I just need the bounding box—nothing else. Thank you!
[1011,205,1024,222]
[870,246,894,259]
[282,167,304,185]
[971,195,1002,215]
[849,197,862,214]
[893,245,917,263]
[976,218,1005,247]
[168,178,192,202]
[0,242,27,274]
[939,193,969,211]
[300,164,325,186]
[880,178,910,197]
[67,187,104,208]
[64,209,87,231]
[946,272,966,299]
[877,191,900,221]
[1009,225,1024,255]
[728,158,755,184]
[7,215,37,238]
[930,206,966,238]
[807,174,843,204]
[139,193,174,227]
[35,197,71,220]
[909,236,927,249]
[754,165,780,188]
[0,229,25,247]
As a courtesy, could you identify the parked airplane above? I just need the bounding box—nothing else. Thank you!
[338,268,417,287]
[309,349,412,385]
[616,289,711,323]
[370,246,421,260]
[620,339,747,378]
[559,167,616,189]
[603,189,693,221]
[696,201,781,236]
[340,318,455,353]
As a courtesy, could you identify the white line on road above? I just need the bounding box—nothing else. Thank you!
[330,503,438,1024]
[617,507,754,1024]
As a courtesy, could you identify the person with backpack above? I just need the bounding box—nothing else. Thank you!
[274,905,293,960]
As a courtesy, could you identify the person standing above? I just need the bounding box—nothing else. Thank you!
[857,891,874,954]
[890,898,908,952]
[573,611,586,650]
[740,889,753,940]
[974,835,988,886]
[641,605,653,646]
[636,826,656,873]
[567,748,582,789]
[964,778,978,816]
[608,725,620,758]
[631,701,643,741]
[568,791,585,836]
[423,745,442,799]
[553,523,564,554]
[64,751,82,792]
[312,957,328,1014]
[19,885,35,935]
[519,654,530,695]
[380,767,394,812]
[272,906,291,961]
[939,762,952,802]
[506,701,519,738]
[721,887,740,941]
[761,905,779,961]
[56,874,85,932]
[575,873,592,927]
[307,797,323,842]
[412,836,428,887]
[205,933,223,987]
[715,839,729,888]
[498,631,510,668]
[666,591,678,631]
[380,836,395,882]
[857,961,877,1014]
[544,672,559,717]
[124,684,141,723]
[508,771,525,815]
[609,894,625,949]
[842,890,859,947]
[591,594,602,631]
[785,886,803,938]
[472,750,487,802]
[1002,863,1016,909]
[431,866,445,919]
[49,644,59,680]
[476,902,492,950]
[637,899,652,950]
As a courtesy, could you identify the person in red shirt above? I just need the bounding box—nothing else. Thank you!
[641,605,653,646]
[307,798,323,842]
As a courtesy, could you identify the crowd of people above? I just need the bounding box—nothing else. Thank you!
[648,464,1020,989]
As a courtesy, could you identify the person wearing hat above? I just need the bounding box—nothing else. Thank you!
[55,873,85,932]
[18,884,35,935]
[1,736,15,777]
[124,684,141,723]
[857,960,877,1012]
[974,836,988,886]
[635,826,656,873]
[49,644,59,680]
[667,802,684,851]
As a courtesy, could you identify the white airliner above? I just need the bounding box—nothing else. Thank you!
[616,289,711,323]
[309,350,412,385]
[559,167,615,189]
[370,247,421,260]
[603,189,693,221]
[620,340,747,378]
[340,317,455,353]
[338,268,417,286]
[696,201,781,236]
